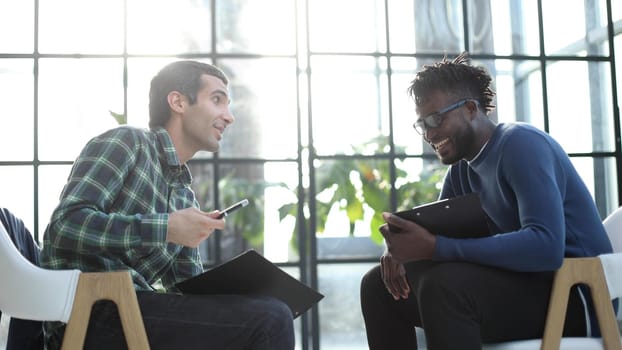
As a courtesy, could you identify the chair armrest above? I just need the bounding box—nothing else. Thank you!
[541,257,621,350]
[62,271,150,350]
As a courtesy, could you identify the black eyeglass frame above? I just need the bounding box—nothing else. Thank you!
[413,99,476,135]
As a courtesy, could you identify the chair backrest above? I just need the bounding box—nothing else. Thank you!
[0,221,80,322]
[600,206,622,322]
[603,207,622,254]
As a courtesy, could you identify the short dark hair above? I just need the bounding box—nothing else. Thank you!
[149,60,229,129]
[407,52,496,114]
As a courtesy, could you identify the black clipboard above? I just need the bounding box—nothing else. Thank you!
[175,249,324,319]
[390,193,492,238]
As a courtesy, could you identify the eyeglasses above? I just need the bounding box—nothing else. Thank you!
[413,99,470,135]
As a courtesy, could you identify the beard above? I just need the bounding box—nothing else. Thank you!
[437,124,476,165]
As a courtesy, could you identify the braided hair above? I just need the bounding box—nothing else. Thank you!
[407,52,496,115]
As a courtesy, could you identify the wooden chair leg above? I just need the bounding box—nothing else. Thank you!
[61,271,150,350]
[540,260,572,350]
[541,258,621,350]
[587,264,622,350]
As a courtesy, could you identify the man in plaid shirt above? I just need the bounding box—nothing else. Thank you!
[40,61,294,350]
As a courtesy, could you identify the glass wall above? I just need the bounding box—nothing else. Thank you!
[0,0,620,349]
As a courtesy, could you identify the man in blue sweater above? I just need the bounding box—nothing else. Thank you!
[360,52,614,349]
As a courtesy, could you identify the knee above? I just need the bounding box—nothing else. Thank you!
[360,264,395,316]
[417,264,455,296]
[415,264,473,315]
[263,297,294,331]
[360,265,383,291]
[360,265,384,302]
[259,297,294,347]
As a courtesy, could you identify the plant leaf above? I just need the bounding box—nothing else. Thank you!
[109,110,127,125]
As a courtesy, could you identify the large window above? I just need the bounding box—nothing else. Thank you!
[1,0,621,349]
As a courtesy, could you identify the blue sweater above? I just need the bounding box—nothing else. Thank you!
[434,123,613,271]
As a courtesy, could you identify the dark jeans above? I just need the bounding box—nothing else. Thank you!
[46,291,295,350]
[360,260,587,350]
[0,208,44,350]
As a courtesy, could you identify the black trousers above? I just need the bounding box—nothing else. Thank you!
[360,260,587,350]
[45,292,295,350]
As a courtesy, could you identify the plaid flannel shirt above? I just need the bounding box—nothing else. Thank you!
[40,126,203,291]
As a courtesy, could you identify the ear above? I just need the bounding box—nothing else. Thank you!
[167,91,185,114]
[466,100,480,120]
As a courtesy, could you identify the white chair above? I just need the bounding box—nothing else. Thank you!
[416,206,622,350]
[0,221,150,350]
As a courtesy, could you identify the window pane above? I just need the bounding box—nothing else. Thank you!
[547,61,614,153]
[542,0,609,56]
[492,59,545,129]
[187,161,215,265]
[472,59,546,128]
[191,161,300,263]
[313,157,444,252]
[127,0,212,54]
[281,266,304,350]
[0,0,33,52]
[263,162,299,263]
[391,57,430,155]
[318,263,373,350]
[38,165,72,239]
[126,57,186,129]
[570,157,619,216]
[309,0,386,53]
[216,0,296,55]
[39,0,124,54]
[218,58,298,159]
[387,0,416,53]
[618,35,622,117]
[395,158,446,209]
[0,59,34,161]
[482,0,540,56]
[464,0,495,54]
[490,59,518,123]
[408,0,465,54]
[313,159,386,240]
[311,56,389,155]
[0,166,34,236]
[38,58,124,161]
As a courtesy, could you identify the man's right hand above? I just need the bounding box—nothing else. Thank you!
[166,207,226,247]
[380,252,411,300]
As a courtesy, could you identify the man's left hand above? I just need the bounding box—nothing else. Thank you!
[379,212,437,263]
